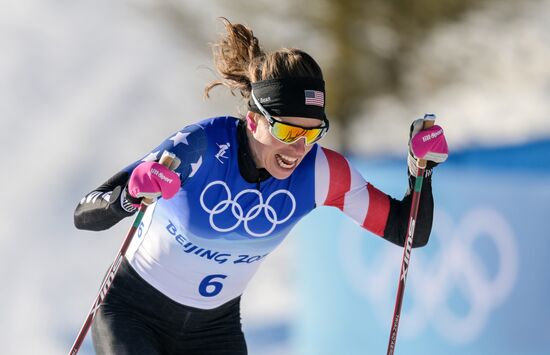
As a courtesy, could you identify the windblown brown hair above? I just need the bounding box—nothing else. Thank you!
[204,18,323,106]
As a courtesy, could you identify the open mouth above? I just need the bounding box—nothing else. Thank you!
[275,154,298,169]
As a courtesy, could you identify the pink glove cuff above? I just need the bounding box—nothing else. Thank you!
[410,125,448,162]
[128,162,181,201]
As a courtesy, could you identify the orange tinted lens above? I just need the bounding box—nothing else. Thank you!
[271,123,305,143]
[271,122,322,144]
[303,128,323,144]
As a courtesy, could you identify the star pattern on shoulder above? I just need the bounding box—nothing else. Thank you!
[170,131,190,147]
[189,156,203,178]
[141,150,160,162]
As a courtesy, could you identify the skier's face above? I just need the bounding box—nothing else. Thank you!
[246,112,322,179]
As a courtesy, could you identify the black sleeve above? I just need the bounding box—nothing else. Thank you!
[382,173,434,248]
[74,171,142,231]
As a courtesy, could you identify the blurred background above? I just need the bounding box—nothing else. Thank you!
[1,0,549,354]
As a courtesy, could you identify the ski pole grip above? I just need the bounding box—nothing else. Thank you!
[418,113,436,169]
[142,151,177,205]
[158,150,177,167]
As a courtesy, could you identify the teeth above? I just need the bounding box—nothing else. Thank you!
[279,154,298,163]
[276,154,297,169]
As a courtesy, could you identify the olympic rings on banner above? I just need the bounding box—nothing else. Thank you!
[340,207,518,343]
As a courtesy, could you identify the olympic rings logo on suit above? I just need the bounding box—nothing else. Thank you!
[199,180,296,237]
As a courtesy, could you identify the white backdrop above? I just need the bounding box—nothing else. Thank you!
[1,0,549,354]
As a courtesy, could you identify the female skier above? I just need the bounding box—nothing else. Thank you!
[74,19,448,355]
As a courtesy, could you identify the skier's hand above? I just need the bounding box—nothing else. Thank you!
[128,161,181,201]
[407,118,448,176]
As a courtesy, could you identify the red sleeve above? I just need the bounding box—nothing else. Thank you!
[363,183,390,237]
[316,147,390,237]
[321,148,351,210]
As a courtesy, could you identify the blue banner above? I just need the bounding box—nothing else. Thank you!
[292,140,550,355]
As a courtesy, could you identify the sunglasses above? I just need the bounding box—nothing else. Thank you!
[251,92,329,145]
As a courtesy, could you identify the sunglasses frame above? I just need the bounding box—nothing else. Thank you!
[251,91,329,145]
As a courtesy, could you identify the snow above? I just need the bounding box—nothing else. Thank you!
[1,0,549,353]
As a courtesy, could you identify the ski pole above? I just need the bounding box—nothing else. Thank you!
[69,151,176,355]
[386,114,435,355]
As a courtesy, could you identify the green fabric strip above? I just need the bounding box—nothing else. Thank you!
[414,175,424,192]
[132,210,145,228]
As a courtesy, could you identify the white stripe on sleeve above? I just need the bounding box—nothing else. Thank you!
[314,147,330,206]
[342,166,370,226]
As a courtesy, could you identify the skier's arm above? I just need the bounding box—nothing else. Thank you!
[74,124,207,231]
[74,170,139,231]
[315,147,432,247]
[315,119,447,247]
[378,174,434,248]
[383,117,448,246]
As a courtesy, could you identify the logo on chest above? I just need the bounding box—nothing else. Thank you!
[215,142,231,164]
[199,180,296,237]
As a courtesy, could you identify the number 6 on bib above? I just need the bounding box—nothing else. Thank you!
[199,274,227,297]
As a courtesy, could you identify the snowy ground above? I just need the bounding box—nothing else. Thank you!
[1,0,549,354]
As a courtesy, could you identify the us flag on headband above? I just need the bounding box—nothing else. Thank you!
[304,90,324,107]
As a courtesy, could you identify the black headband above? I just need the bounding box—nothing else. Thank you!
[249,77,326,120]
